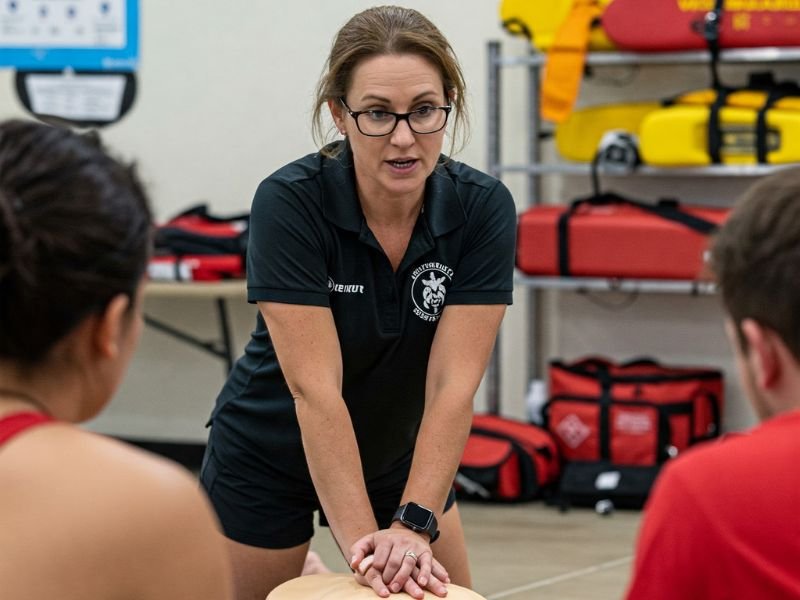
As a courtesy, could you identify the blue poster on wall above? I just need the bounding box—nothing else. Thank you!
[0,0,139,71]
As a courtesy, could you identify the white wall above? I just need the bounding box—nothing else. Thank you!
[0,1,767,442]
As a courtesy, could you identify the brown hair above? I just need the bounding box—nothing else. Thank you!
[311,5,469,157]
[0,119,152,365]
[710,167,800,360]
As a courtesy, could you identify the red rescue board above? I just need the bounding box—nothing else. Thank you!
[603,0,800,51]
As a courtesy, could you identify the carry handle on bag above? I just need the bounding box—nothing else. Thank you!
[154,203,250,258]
[556,193,720,276]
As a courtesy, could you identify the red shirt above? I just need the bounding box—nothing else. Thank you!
[0,411,54,445]
[625,409,800,600]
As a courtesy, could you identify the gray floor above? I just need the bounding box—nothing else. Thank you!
[310,501,642,600]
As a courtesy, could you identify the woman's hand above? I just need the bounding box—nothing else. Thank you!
[353,554,450,599]
[350,529,450,597]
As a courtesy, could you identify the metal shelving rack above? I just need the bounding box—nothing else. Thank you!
[484,42,800,414]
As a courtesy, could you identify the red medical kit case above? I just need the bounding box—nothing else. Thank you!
[516,194,730,280]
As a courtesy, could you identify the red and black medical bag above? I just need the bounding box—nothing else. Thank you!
[516,193,729,280]
[543,357,724,508]
[456,414,561,502]
[150,204,249,281]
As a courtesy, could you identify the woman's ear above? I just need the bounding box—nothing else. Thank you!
[740,318,780,390]
[93,294,131,359]
[328,98,346,135]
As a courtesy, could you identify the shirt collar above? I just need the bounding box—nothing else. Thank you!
[321,141,466,236]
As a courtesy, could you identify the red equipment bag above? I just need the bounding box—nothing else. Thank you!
[456,414,561,502]
[150,204,249,281]
[544,356,723,509]
[516,193,729,279]
[545,357,723,466]
[603,0,800,52]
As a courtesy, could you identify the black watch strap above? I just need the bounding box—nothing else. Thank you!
[392,502,440,543]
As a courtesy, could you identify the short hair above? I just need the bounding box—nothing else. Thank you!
[711,167,800,360]
[0,119,152,365]
[311,5,469,157]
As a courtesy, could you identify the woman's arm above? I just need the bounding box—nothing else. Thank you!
[408,303,506,509]
[259,301,380,560]
[367,303,506,591]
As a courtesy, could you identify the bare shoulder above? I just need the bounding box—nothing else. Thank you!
[4,425,233,600]
[63,429,223,541]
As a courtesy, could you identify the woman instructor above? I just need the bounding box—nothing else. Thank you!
[200,6,516,599]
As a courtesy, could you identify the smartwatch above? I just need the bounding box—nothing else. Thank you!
[392,502,440,542]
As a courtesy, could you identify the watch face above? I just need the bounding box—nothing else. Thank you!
[403,503,433,529]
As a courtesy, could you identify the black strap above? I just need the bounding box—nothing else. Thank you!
[655,407,674,462]
[557,209,573,276]
[557,193,719,276]
[755,81,800,163]
[707,86,730,164]
[619,357,661,368]
[594,364,613,462]
[692,0,725,89]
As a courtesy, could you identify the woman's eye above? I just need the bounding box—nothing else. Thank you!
[367,111,391,121]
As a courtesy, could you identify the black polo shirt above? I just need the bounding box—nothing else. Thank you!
[210,142,516,482]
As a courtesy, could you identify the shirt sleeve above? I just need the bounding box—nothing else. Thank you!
[446,180,517,306]
[246,176,330,306]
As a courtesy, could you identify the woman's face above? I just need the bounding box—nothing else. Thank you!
[332,53,449,202]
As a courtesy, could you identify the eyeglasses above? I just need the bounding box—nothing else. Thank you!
[340,98,452,137]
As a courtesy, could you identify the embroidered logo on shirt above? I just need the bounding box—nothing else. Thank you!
[328,277,364,294]
[411,262,453,322]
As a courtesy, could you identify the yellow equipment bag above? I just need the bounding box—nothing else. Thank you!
[639,105,800,166]
[555,102,662,162]
[499,0,615,51]
[556,71,800,164]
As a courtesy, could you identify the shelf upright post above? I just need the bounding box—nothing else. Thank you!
[486,40,502,415]
[527,46,544,386]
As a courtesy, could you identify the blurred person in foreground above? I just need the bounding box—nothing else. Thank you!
[0,119,233,600]
[625,167,800,600]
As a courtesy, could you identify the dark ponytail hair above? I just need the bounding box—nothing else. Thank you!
[0,119,152,365]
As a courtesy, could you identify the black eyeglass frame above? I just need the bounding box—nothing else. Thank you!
[339,97,452,137]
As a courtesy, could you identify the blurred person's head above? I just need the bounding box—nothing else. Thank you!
[711,167,800,419]
[0,119,152,420]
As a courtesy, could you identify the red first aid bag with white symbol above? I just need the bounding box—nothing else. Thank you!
[544,357,723,466]
[543,357,723,508]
